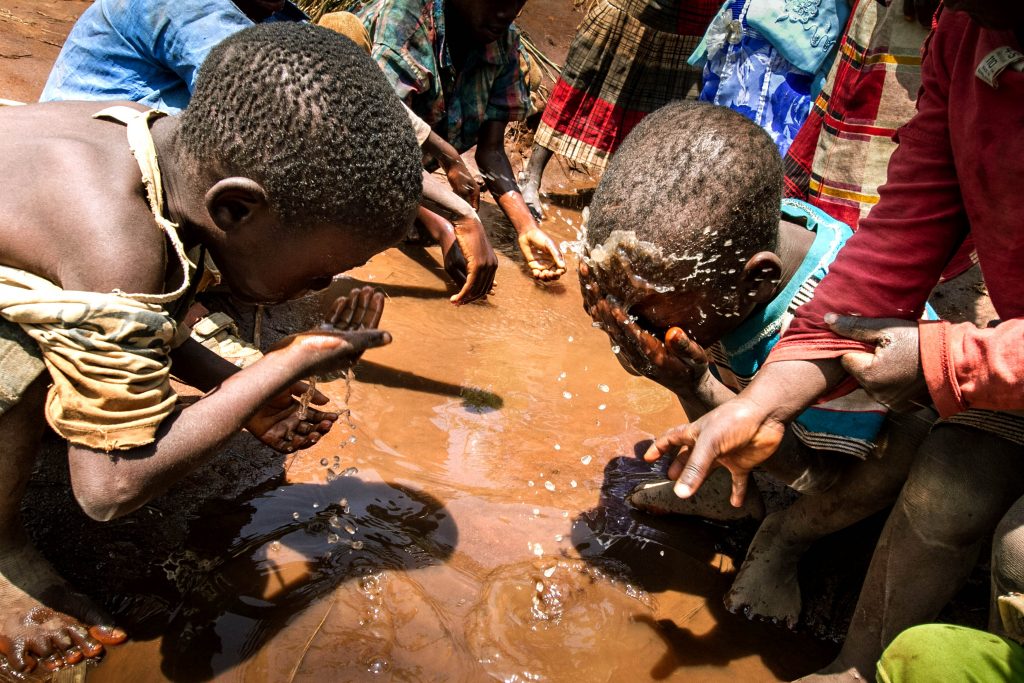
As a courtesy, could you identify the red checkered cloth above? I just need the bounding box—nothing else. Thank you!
[782,0,930,230]
[533,0,719,171]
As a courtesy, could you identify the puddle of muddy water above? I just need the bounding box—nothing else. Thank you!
[64,191,837,683]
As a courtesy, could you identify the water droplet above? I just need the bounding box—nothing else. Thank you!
[554,534,564,542]
[561,511,569,518]
[329,515,341,528]
[598,384,610,393]
[598,404,606,411]
[557,371,567,381]
[344,522,357,535]
[553,443,561,451]
[562,391,572,400]
[611,345,621,354]
[581,455,593,465]
[312,502,319,509]
[319,458,329,466]
[528,480,535,487]
[292,511,300,520]
[342,466,358,477]
[532,508,540,516]
[543,566,556,577]
[352,540,364,550]
[535,581,545,592]
[327,533,340,544]
[544,481,556,492]
[269,540,281,552]
[723,239,734,246]
[367,656,390,674]
[567,336,574,342]
[570,480,577,488]
[659,550,665,557]
[533,544,544,557]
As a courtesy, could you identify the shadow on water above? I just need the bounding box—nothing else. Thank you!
[570,446,837,681]
[353,360,503,412]
[111,472,457,683]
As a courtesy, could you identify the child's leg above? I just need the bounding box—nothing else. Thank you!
[725,411,930,627]
[0,376,117,673]
[804,425,1024,682]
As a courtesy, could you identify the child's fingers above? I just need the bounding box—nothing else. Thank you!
[730,470,750,508]
[365,289,386,328]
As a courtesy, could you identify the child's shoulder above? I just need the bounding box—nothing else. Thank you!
[0,102,169,294]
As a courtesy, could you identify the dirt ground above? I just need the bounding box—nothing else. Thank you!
[0,2,995,682]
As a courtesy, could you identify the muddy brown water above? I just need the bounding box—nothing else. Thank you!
[42,195,832,683]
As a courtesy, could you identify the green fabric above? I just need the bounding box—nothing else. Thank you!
[877,624,1024,683]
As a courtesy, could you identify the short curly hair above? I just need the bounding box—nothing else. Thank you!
[586,101,782,291]
[179,23,421,242]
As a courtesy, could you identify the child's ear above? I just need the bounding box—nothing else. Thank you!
[205,178,270,232]
[739,251,782,303]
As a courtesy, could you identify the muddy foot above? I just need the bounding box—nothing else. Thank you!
[724,512,803,629]
[0,539,126,674]
[629,469,765,522]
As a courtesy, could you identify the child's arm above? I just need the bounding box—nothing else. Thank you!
[421,130,480,209]
[64,289,389,522]
[420,172,498,304]
[475,120,565,281]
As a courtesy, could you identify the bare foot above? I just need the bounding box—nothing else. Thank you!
[629,468,765,522]
[0,539,126,674]
[724,511,803,629]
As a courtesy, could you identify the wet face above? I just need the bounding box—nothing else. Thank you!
[944,0,1024,29]
[447,0,527,44]
[211,220,384,305]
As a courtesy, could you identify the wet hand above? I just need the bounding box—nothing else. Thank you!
[902,0,939,27]
[518,227,566,281]
[444,157,481,210]
[826,313,928,411]
[589,296,710,395]
[448,214,498,305]
[246,382,338,453]
[643,397,786,507]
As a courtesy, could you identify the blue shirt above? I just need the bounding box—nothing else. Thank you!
[41,0,305,113]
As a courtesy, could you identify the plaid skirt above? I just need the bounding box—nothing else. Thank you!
[533,0,718,171]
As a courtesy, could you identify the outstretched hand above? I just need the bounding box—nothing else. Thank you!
[249,287,392,452]
[448,214,498,305]
[825,313,928,410]
[518,227,566,281]
[643,397,786,507]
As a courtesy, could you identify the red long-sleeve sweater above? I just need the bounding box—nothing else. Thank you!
[767,9,1024,417]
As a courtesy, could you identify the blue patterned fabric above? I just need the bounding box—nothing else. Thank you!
[41,0,305,114]
[689,0,840,156]
[708,199,935,459]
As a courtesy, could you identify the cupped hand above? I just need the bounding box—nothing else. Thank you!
[643,397,786,507]
[245,382,338,453]
[518,227,566,281]
[448,214,498,305]
[444,157,481,210]
[826,313,928,410]
[903,0,939,27]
